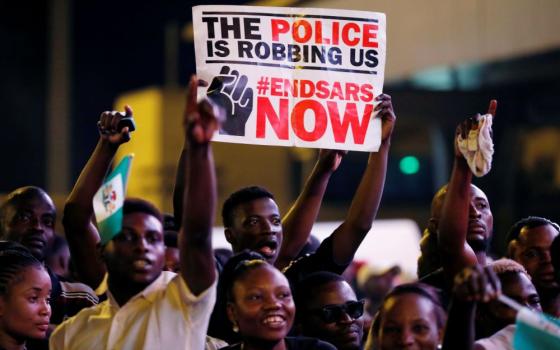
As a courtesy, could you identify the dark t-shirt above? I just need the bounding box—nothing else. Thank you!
[282,236,350,287]
[219,337,336,350]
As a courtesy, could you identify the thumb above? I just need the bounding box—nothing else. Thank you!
[124,105,133,117]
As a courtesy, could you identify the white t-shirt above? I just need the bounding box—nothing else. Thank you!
[50,271,216,350]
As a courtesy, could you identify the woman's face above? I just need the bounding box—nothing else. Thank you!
[0,266,52,341]
[228,264,295,343]
[378,293,441,350]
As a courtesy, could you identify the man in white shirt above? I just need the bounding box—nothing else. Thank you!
[50,76,219,349]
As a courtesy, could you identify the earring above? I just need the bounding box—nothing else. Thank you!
[232,322,239,333]
[437,344,442,350]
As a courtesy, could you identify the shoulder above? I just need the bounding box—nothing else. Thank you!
[50,301,107,346]
[59,280,99,304]
[283,236,346,285]
[146,271,217,310]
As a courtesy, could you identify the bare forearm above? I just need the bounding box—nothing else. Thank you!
[438,157,472,254]
[276,160,334,269]
[66,139,118,216]
[181,144,216,295]
[333,142,389,263]
[63,139,116,288]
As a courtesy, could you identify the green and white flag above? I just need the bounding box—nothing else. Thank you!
[513,306,560,349]
[93,154,133,244]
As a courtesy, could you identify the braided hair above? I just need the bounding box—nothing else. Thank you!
[0,241,44,296]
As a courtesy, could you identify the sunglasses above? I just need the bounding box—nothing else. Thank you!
[311,299,365,323]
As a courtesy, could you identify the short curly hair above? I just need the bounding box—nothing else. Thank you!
[506,216,560,245]
[490,258,530,278]
[221,186,275,227]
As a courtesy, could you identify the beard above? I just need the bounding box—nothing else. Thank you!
[467,237,489,253]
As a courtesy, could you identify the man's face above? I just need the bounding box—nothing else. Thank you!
[301,281,364,350]
[2,194,56,261]
[487,272,542,330]
[511,224,559,290]
[225,197,283,264]
[163,247,180,273]
[466,185,493,252]
[103,212,165,286]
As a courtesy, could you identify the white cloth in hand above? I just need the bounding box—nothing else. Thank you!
[456,114,494,177]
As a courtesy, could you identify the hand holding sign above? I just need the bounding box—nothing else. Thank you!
[207,65,254,136]
[374,94,396,145]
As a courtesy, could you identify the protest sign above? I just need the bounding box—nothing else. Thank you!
[192,5,386,151]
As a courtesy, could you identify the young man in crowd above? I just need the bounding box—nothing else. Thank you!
[506,216,560,316]
[50,76,219,349]
[295,271,365,350]
[437,101,497,287]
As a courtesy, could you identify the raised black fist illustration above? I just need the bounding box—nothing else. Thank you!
[206,66,253,136]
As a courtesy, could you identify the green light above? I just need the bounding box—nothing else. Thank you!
[399,156,420,175]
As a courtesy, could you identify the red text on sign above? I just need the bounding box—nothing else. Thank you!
[270,19,378,48]
[256,97,374,144]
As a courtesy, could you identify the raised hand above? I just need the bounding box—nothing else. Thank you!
[97,105,134,146]
[454,99,498,158]
[453,265,501,303]
[374,94,396,145]
[206,65,253,136]
[184,75,223,146]
[317,149,347,173]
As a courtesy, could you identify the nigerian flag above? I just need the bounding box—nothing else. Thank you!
[513,304,560,349]
[93,155,133,244]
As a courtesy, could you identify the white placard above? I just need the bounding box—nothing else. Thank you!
[193,5,386,152]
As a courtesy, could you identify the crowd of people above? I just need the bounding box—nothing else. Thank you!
[0,75,559,350]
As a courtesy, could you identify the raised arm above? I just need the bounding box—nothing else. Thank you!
[63,107,133,289]
[329,93,395,264]
[438,100,497,282]
[275,149,345,270]
[180,76,220,295]
[442,265,501,350]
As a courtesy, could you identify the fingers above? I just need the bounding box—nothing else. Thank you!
[184,87,221,145]
[186,75,198,115]
[454,265,501,303]
[97,110,129,133]
[487,99,498,117]
[374,94,395,119]
[484,266,501,300]
[124,105,133,117]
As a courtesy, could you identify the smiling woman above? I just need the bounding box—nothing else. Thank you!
[0,242,52,350]
[219,251,336,350]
